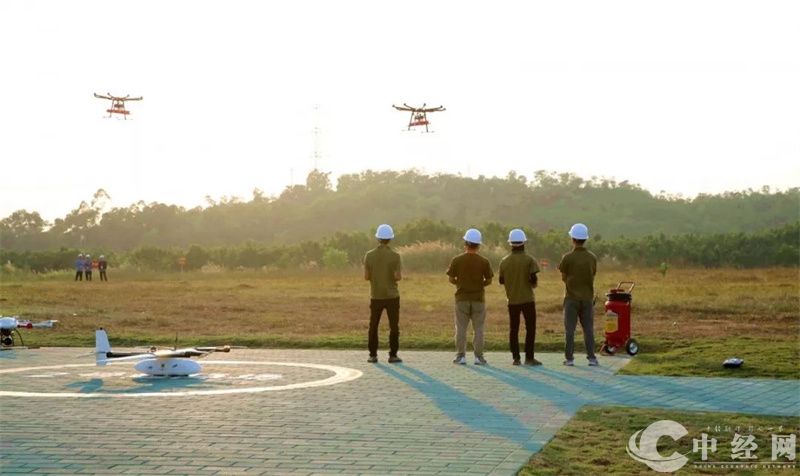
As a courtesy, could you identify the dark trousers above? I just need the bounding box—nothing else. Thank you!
[368,297,400,357]
[75,271,83,281]
[100,270,107,281]
[509,301,536,360]
[85,271,92,281]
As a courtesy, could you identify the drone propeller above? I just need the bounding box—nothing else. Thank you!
[93,92,143,101]
[394,103,444,113]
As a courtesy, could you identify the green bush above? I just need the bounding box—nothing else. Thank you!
[322,247,349,269]
[128,246,180,271]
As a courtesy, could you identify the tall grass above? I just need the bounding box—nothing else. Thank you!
[396,241,510,272]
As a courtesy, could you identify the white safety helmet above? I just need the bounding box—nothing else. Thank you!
[568,223,589,240]
[463,228,482,245]
[99,255,105,259]
[86,254,91,258]
[508,229,527,243]
[375,224,395,240]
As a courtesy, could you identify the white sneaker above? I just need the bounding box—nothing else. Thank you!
[563,359,574,366]
[474,356,487,365]
[588,358,600,366]
[453,355,467,365]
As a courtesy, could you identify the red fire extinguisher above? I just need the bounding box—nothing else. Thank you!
[601,281,639,356]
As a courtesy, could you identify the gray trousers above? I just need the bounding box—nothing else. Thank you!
[564,298,596,360]
[455,300,486,357]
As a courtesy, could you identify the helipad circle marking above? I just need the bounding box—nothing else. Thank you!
[0,361,362,398]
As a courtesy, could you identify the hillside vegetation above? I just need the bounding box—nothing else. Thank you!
[2,169,798,252]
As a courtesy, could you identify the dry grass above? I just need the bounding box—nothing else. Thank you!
[1,266,797,352]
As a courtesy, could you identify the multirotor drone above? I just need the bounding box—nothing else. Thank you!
[392,103,446,132]
[94,92,143,118]
[0,316,58,349]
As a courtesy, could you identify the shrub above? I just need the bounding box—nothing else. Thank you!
[322,247,349,269]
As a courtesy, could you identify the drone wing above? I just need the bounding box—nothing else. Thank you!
[150,348,210,358]
[126,96,143,101]
[419,106,446,113]
[195,345,232,353]
[97,348,218,365]
[94,93,112,100]
[102,352,157,362]
[392,104,414,112]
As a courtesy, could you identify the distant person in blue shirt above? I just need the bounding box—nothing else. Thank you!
[75,254,84,281]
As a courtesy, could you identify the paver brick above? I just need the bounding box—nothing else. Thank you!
[2,348,797,475]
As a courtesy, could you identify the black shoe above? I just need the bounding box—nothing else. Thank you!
[525,358,543,366]
[512,359,521,366]
[388,355,403,364]
[367,356,378,363]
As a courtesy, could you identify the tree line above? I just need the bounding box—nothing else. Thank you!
[1,170,798,253]
[2,220,797,273]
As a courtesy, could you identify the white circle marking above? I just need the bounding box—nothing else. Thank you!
[0,360,362,398]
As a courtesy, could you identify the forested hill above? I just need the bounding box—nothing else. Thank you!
[2,170,798,251]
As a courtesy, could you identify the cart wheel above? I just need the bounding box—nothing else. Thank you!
[625,338,640,356]
[605,345,617,355]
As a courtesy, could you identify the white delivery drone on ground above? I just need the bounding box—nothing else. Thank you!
[94,328,232,377]
[0,316,58,349]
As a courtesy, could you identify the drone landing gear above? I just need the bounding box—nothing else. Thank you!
[1,327,24,348]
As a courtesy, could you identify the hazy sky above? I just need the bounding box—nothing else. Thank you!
[1,1,798,221]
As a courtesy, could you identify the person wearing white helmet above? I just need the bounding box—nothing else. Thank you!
[446,228,494,365]
[74,253,85,281]
[84,254,93,281]
[363,224,403,363]
[98,255,108,282]
[499,228,542,366]
[558,223,599,367]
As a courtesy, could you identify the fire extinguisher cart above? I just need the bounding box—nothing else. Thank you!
[601,281,639,356]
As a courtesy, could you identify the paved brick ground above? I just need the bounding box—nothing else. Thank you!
[1,348,798,475]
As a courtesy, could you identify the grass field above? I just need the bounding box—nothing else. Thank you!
[522,406,799,475]
[1,266,798,378]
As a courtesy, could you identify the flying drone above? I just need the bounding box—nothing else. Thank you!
[93,92,143,118]
[392,103,446,132]
[0,316,58,349]
[94,328,234,377]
